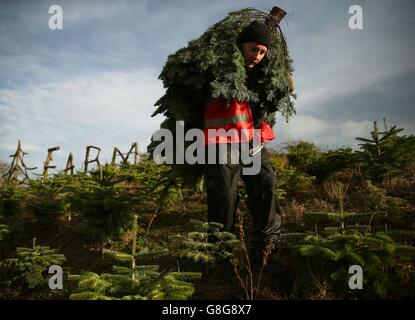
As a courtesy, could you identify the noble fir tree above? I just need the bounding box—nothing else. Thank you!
[2,238,66,290]
[355,120,415,181]
[278,206,415,298]
[68,215,201,300]
[169,219,241,265]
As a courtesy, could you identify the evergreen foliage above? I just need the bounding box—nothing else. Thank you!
[283,121,415,183]
[115,160,176,209]
[69,269,201,300]
[277,165,315,200]
[152,8,295,123]
[278,209,415,298]
[0,121,414,299]
[69,215,201,300]
[355,121,415,181]
[0,160,186,244]
[169,219,241,265]
[0,224,10,242]
[67,165,136,241]
[147,8,296,189]
[25,177,71,232]
[0,184,25,218]
[286,141,320,173]
[2,238,65,289]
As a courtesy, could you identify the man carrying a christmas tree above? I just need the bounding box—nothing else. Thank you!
[149,7,295,266]
[203,20,284,265]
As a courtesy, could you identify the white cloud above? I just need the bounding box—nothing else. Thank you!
[277,115,330,140]
[274,115,375,150]
[339,120,373,139]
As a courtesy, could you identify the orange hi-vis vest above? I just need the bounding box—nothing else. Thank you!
[203,98,275,144]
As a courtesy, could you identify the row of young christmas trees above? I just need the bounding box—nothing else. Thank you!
[1,202,414,299]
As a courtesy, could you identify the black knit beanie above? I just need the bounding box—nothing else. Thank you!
[237,21,272,49]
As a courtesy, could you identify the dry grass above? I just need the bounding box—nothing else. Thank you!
[383,175,415,196]
[282,198,306,226]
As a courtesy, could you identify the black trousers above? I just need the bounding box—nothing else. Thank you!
[204,143,282,248]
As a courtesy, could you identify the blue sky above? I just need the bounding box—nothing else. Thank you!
[1,0,414,173]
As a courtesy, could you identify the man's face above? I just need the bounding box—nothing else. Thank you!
[240,42,268,70]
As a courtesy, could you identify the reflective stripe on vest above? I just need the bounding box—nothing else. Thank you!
[203,98,254,144]
[203,98,276,144]
[204,113,250,128]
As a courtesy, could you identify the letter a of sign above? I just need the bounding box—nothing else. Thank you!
[49,5,63,30]
[348,265,363,289]
[348,5,363,30]
[49,265,63,289]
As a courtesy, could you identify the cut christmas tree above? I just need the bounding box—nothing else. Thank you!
[148,7,296,189]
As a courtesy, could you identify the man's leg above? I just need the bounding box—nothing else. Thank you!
[241,147,282,251]
[204,163,240,232]
[204,144,241,233]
